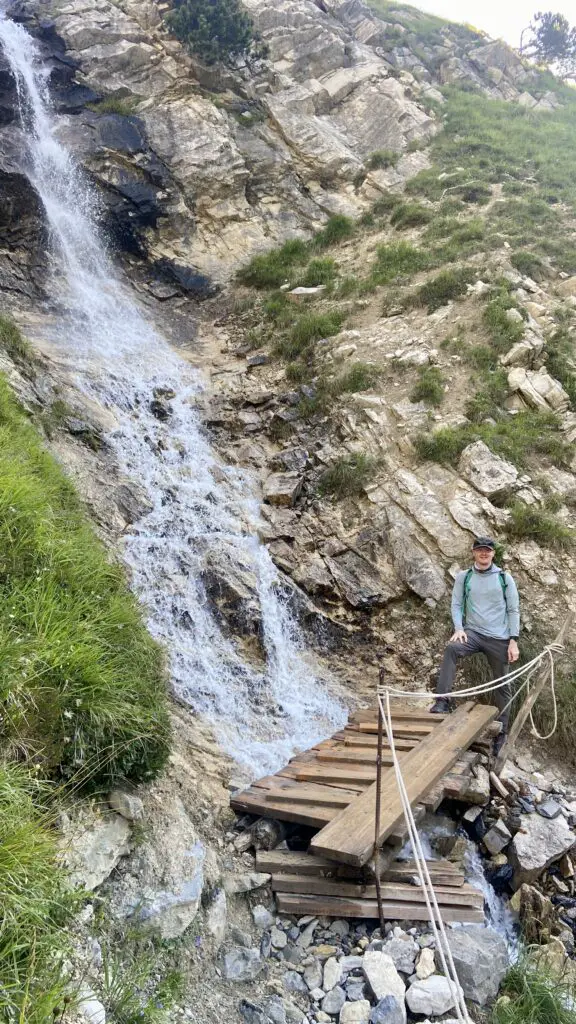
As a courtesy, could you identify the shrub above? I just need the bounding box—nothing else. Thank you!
[0,377,170,786]
[366,149,400,170]
[390,202,433,230]
[372,194,403,216]
[300,258,337,287]
[411,267,475,312]
[278,310,346,359]
[505,500,575,549]
[510,250,546,280]
[165,0,265,65]
[483,292,526,352]
[332,362,381,394]
[237,238,309,289]
[410,365,445,405]
[415,410,567,469]
[318,453,378,499]
[372,241,427,284]
[86,96,137,115]
[0,315,33,365]
[465,369,510,422]
[313,215,355,248]
[460,182,492,204]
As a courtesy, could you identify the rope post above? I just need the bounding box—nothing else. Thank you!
[495,612,573,771]
[373,667,386,934]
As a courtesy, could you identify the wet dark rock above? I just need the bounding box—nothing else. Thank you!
[52,83,99,113]
[148,280,180,301]
[485,862,514,895]
[152,257,219,301]
[150,398,172,421]
[115,483,153,524]
[94,114,147,155]
[247,353,269,367]
[65,417,104,451]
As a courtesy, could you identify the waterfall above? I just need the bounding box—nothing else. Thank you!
[0,11,346,777]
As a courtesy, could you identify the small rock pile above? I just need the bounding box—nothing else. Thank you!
[222,912,508,1024]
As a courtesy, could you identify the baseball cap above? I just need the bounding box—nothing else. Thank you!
[472,536,496,550]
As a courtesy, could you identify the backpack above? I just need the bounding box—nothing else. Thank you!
[462,568,508,625]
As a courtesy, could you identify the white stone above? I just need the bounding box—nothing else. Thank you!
[78,996,106,1024]
[416,948,435,980]
[252,905,275,930]
[459,440,518,498]
[224,872,271,894]
[508,367,570,413]
[108,789,144,821]
[362,952,406,1019]
[405,975,463,1016]
[60,810,131,891]
[323,957,343,991]
[339,1000,371,1024]
[271,926,288,950]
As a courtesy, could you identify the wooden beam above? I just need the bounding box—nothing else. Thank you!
[310,702,497,867]
[294,765,377,785]
[271,874,483,906]
[266,786,356,807]
[275,892,485,924]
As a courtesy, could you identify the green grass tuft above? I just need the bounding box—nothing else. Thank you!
[0,315,34,365]
[313,215,355,248]
[318,453,378,499]
[390,202,433,230]
[505,500,575,549]
[278,310,346,359]
[410,365,445,405]
[493,958,576,1023]
[237,238,309,289]
[0,376,170,786]
[410,267,475,312]
[86,96,138,115]
[300,257,337,287]
[510,250,546,281]
[366,149,400,170]
[332,362,381,394]
[372,241,428,284]
[415,409,567,469]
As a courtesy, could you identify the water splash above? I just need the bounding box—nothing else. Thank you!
[0,11,346,777]
[464,838,519,957]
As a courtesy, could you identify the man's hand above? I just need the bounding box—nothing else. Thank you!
[508,639,520,664]
[450,629,468,644]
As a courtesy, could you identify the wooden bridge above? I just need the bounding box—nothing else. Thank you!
[231,700,499,922]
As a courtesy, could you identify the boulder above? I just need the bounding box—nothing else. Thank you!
[510,812,575,888]
[508,367,570,413]
[405,976,463,1017]
[362,952,406,1022]
[224,872,271,894]
[459,440,518,498]
[223,947,264,982]
[446,927,509,1005]
[60,808,131,891]
[252,905,275,930]
[263,472,304,508]
[340,1001,371,1024]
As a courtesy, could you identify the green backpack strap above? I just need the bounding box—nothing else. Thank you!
[463,569,508,624]
[462,568,473,624]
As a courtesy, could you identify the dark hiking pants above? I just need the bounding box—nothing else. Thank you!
[436,628,512,728]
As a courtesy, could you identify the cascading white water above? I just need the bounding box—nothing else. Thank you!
[0,11,346,777]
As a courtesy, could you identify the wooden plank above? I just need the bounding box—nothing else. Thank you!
[343,733,416,750]
[383,864,465,888]
[271,874,483,907]
[316,749,393,765]
[310,702,497,867]
[357,721,435,736]
[256,849,360,878]
[266,786,357,807]
[275,893,485,924]
[349,708,448,724]
[231,789,335,828]
[294,765,377,785]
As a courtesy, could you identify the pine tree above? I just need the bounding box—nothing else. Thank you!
[166,0,266,66]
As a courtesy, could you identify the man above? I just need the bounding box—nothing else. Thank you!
[431,537,520,752]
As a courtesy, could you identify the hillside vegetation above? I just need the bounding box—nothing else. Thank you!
[0,342,170,1019]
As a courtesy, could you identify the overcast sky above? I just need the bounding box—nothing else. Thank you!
[414,0,575,47]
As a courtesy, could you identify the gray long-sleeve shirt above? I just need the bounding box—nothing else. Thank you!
[452,564,520,640]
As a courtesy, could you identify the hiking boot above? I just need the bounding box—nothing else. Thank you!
[493,730,507,758]
[430,697,451,714]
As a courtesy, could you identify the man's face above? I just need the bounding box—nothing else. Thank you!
[474,546,495,569]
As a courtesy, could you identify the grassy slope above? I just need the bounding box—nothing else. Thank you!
[0,341,171,1020]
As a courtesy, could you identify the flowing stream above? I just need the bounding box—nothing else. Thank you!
[0,11,346,777]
